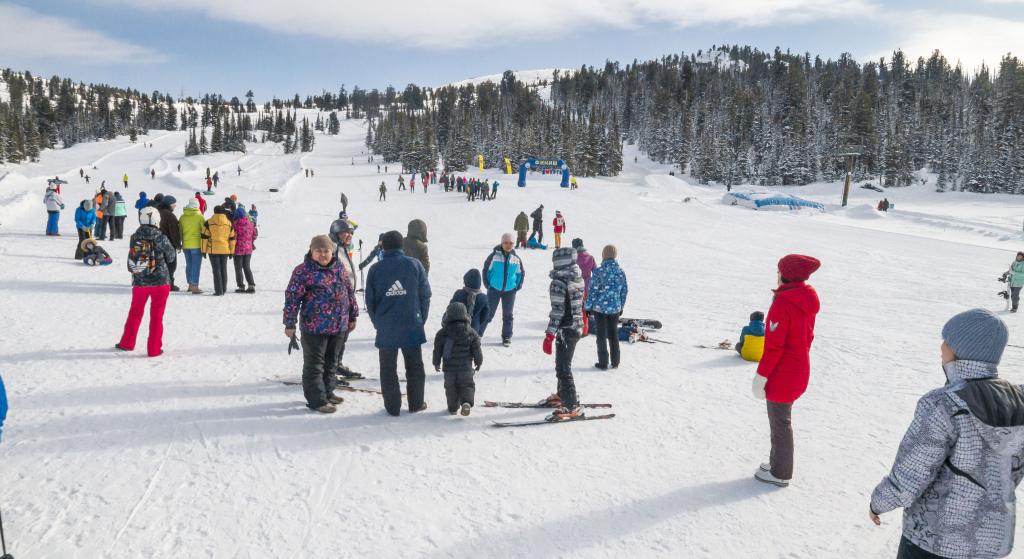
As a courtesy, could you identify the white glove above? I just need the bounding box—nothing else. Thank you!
[751,374,767,400]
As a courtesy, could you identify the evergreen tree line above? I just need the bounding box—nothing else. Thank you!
[368,71,624,176]
[0,69,330,165]
[549,46,1024,193]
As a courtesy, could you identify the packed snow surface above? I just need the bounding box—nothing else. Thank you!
[1,119,1023,557]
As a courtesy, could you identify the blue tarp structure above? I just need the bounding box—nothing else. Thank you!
[723,191,825,211]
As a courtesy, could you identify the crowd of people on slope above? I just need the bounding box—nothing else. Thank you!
[279,193,628,422]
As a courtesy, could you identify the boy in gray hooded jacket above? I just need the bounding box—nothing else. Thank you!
[870,308,1024,559]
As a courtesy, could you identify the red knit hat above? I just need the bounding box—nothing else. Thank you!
[778,254,821,282]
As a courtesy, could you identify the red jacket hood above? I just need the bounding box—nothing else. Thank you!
[774,282,820,315]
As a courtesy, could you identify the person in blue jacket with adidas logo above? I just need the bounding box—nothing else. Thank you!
[365,230,432,416]
[481,233,525,346]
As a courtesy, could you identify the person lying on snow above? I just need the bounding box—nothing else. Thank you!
[80,238,113,266]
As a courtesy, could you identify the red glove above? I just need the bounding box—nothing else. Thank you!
[542,333,555,355]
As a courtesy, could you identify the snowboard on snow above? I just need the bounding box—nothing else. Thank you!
[619,318,662,330]
[491,413,616,428]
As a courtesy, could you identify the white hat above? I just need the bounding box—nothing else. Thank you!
[139,206,161,227]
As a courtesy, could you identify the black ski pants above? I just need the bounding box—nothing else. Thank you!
[443,368,475,412]
[555,328,580,408]
[767,401,794,480]
[896,537,949,559]
[75,228,90,259]
[332,330,351,373]
[1012,287,1021,311]
[593,312,621,368]
[378,346,425,416]
[233,254,254,288]
[166,254,178,287]
[209,255,229,294]
[301,332,341,409]
[482,289,516,340]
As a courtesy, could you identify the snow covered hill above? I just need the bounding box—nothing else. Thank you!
[0,120,1022,557]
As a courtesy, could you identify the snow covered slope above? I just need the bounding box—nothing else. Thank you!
[0,124,1022,557]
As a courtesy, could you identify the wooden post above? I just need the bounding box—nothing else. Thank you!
[842,154,853,207]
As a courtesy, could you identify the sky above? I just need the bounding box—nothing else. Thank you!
[1,0,1022,101]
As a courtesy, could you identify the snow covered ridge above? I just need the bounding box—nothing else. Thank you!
[443,69,574,89]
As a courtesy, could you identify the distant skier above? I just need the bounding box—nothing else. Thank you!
[379,181,387,201]
[194,192,207,215]
[530,205,544,244]
[123,173,129,189]
[752,254,821,488]
[490,180,499,200]
[151,169,155,180]
[206,176,214,191]
[212,172,220,188]
[552,211,566,249]
[433,302,483,416]
[540,247,585,421]
[514,211,529,248]
[237,165,242,176]
[1008,252,1024,313]
[340,192,349,212]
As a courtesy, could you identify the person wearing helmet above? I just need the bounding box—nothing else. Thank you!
[116,206,176,357]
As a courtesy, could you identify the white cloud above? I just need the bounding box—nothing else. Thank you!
[94,0,876,48]
[865,12,1023,71]
[0,3,164,65]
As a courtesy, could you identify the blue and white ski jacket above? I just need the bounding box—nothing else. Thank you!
[586,259,628,315]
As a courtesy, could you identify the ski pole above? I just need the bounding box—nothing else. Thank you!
[0,504,13,559]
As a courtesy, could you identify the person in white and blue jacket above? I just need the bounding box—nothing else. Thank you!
[870,308,1024,559]
[481,233,525,345]
[586,245,628,370]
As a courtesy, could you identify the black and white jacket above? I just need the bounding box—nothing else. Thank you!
[871,360,1024,559]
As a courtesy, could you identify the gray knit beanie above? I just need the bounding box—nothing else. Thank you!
[552,247,577,269]
[941,308,1008,364]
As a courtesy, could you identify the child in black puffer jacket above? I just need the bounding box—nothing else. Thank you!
[432,302,483,416]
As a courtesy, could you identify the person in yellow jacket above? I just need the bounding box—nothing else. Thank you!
[734,311,765,362]
[201,205,236,296]
[179,198,206,294]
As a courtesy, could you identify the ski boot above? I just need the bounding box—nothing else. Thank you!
[545,404,583,422]
[502,337,511,347]
[337,365,365,380]
[460,402,472,416]
[537,393,561,408]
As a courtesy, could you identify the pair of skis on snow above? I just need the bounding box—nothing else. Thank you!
[483,401,615,427]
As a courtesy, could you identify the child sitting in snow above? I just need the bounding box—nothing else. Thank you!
[735,311,765,362]
[432,302,483,416]
[80,238,112,266]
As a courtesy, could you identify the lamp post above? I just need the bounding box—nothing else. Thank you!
[838,145,864,207]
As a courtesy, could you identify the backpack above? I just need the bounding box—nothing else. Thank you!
[127,236,158,275]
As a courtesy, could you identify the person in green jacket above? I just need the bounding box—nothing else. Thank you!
[1009,252,1024,312]
[179,198,206,294]
[112,191,128,239]
[513,211,529,249]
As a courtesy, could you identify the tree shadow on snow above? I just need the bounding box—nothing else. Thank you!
[430,478,775,558]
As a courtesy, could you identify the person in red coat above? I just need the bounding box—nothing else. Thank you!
[194,192,207,215]
[552,211,566,248]
[752,254,821,487]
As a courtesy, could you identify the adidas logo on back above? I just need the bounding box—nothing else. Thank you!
[385,280,407,297]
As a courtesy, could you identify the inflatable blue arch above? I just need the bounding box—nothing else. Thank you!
[517,157,570,188]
